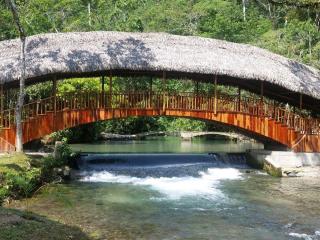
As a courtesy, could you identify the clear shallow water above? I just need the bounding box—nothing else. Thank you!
[10,138,320,240]
[70,136,264,153]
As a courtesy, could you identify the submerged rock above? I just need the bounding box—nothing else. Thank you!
[53,166,71,180]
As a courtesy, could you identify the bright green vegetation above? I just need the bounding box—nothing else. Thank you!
[0,154,40,203]
[0,142,73,204]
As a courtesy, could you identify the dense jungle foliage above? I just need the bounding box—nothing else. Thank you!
[1,0,319,142]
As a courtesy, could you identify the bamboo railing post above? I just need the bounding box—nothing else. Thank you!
[109,72,112,108]
[0,84,3,127]
[238,87,241,112]
[0,84,3,113]
[8,110,11,128]
[149,77,153,108]
[214,75,217,114]
[162,71,166,112]
[36,98,40,116]
[101,75,105,108]
[260,82,264,116]
[195,81,199,96]
[52,76,57,115]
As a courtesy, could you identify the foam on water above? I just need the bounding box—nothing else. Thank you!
[288,232,320,240]
[80,168,242,200]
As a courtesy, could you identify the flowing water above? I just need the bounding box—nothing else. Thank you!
[69,136,264,153]
[9,137,320,240]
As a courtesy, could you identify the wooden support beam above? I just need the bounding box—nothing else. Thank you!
[260,82,264,115]
[238,87,241,112]
[0,84,3,129]
[109,73,112,95]
[162,71,166,111]
[101,75,105,108]
[0,84,3,113]
[149,77,153,94]
[196,81,199,96]
[52,76,57,115]
[109,72,113,107]
[238,81,316,111]
[214,75,217,115]
[260,82,264,101]
[101,76,105,93]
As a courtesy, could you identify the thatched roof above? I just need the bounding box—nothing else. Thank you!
[0,31,319,111]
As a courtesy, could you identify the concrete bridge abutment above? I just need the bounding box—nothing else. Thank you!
[246,150,320,177]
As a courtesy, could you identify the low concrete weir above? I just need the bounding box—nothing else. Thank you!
[247,150,320,177]
[77,153,249,172]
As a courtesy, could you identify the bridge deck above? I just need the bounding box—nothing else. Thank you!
[0,92,319,152]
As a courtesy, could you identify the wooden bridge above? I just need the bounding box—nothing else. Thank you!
[1,31,320,153]
[0,91,319,152]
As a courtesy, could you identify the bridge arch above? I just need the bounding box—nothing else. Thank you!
[0,31,319,152]
[0,91,318,152]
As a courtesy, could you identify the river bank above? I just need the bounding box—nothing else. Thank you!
[0,146,84,240]
[0,206,90,240]
[0,140,75,204]
[98,131,253,142]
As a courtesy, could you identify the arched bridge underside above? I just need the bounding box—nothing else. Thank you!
[0,92,319,152]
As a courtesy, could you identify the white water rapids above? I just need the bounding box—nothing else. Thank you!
[80,168,243,200]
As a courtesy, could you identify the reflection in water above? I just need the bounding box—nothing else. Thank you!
[70,136,264,153]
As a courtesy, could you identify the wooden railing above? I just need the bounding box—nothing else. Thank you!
[0,137,15,153]
[0,91,319,135]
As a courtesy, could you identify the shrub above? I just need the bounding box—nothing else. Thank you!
[0,187,9,204]
[4,168,41,198]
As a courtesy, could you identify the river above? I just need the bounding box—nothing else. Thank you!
[9,137,320,240]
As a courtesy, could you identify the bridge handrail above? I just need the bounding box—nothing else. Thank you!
[0,91,319,135]
[0,136,15,153]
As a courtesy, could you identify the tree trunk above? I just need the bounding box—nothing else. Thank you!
[88,2,92,27]
[5,0,26,152]
[15,39,26,152]
[242,0,247,21]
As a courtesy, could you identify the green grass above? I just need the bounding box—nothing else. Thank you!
[0,149,88,240]
[0,153,31,174]
[0,154,43,203]
[0,142,73,204]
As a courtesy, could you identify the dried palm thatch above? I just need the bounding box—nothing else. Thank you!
[0,31,319,109]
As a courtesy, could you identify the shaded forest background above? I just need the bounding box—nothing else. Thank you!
[1,0,319,142]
